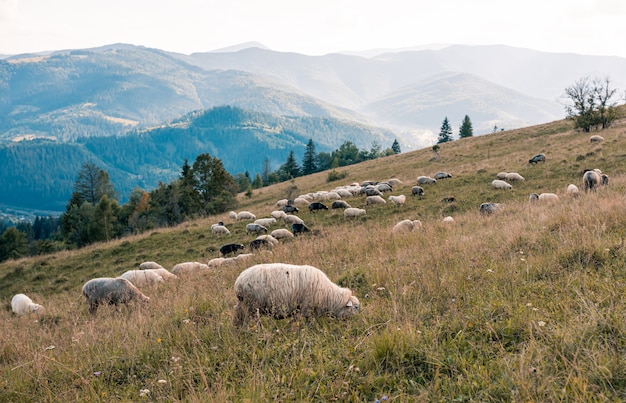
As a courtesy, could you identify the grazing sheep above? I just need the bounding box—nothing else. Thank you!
[145,267,178,281]
[246,223,268,235]
[271,210,287,220]
[505,172,525,182]
[172,261,210,275]
[331,200,351,209]
[479,203,500,215]
[411,186,425,198]
[366,195,386,206]
[344,208,366,218]
[229,211,238,220]
[237,211,257,221]
[325,191,341,200]
[583,169,609,192]
[387,178,403,187]
[11,294,44,316]
[529,193,560,203]
[360,187,383,197]
[528,153,546,164]
[335,189,353,198]
[120,270,164,288]
[283,214,305,225]
[417,176,437,185]
[442,216,455,223]
[590,135,604,143]
[434,172,452,180]
[392,219,421,234]
[308,202,329,212]
[254,218,277,228]
[233,263,360,326]
[212,225,231,235]
[376,183,393,193]
[496,172,508,180]
[566,184,580,196]
[275,199,290,208]
[293,197,311,206]
[271,228,295,240]
[282,205,300,213]
[138,261,164,271]
[291,223,311,235]
[249,238,273,251]
[492,179,512,190]
[82,277,150,315]
[220,243,246,257]
[256,234,279,246]
[388,194,406,207]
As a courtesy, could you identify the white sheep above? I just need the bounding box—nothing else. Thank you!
[283,214,304,225]
[590,135,604,143]
[504,172,525,182]
[275,199,289,208]
[387,178,403,187]
[496,172,508,180]
[271,210,287,220]
[233,263,360,326]
[392,219,421,234]
[293,197,311,206]
[236,211,257,221]
[229,211,237,220]
[11,293,44,316]
[566,184,580,196]
[171,261,210,275]
[442,216,455,223]
[246,223,268,234]
[335,189,353,198]
[271,228,295,240]
[145,267,178,281]
[254,218,277,228]
[212,225,231,235]
[366,195,386,206]
[479,202,501,215]
[255,234,279,246]
[344,208,366,218]
[388,194,406,207]
[120,270,165,288]
[583,170,609,192]
[82,277,150,315]
[529,193,560,203]
[417,176,437,185]
[492,179,512,190]
[138,261,164,270]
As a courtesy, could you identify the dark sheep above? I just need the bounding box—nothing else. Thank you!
[479,203,500,215]
[528,153,546,164]
[249,238,272,251]
[220,243,245,257]
[411,186,425,198]
[331,200,351,209]
[291,223,311,236]
[308,202,329,212]
[282,205,299,213]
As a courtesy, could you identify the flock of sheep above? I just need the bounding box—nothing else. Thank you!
[9,138,611,326]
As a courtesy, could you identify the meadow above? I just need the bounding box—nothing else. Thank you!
[1,111,626,402]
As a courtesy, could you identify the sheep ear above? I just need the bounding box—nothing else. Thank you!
[346,301,353,307]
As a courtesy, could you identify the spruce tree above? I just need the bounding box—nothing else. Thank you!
[437,117,454,144]
[301,138,318,175]
[391,139,401,154]
[279,150,301,180]
[459,115,474,138]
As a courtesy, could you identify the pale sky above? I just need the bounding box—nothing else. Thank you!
[1,0,625,57]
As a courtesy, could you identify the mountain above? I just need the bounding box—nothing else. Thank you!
[0,106,396,213]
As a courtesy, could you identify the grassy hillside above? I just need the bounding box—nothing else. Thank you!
[2,109,626,401]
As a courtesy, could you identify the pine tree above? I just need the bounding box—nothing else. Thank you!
[73,162,118,205]
[391,139,401,154]
[459,115,474,138]
[301,138,318,175]
[437,117,454,144]
[279,150,301,180]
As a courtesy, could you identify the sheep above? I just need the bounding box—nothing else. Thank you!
[411,186,425,198]
[528,153,546,164]
[583,169,609,192]
[496,172,508,180]
[492,179,512,190]
[366,195,386,206]
[271,210,287,220]
[590,135,604,143]
[237,211,256,221]
[344,208,366,218]
[11,294,44,316]
[229,211,238,220]
[275,199,290,208]
[360,187,383,197]
[246,223,268,235]
[291,223,311,235]
[138,261,164,270]
[442,216,455,223]
[309,202,329,212]
[220,243,246,257]
[256,234,279,246]
[254,218,277,228]
[145,267,178,281]
[529,193,559,203]
[566,184,580,196]
[249,238,273,251]
[282,205,300,213]
[233,263,360,326]
[335,189,353,198]
[293,197,311,206]
[376,183,393,193]
[392,219,421,234]
[283,214,304,225]
[387,178,403,187]
[417,176,437,185]
[434,172,452,180]
[212,225,231,235]
[479,203,500,215]
[325,191,341,200]
[120,270,165,288]
[271,228,295,240]
[171,261,210,275]
[331,200,351,209]
[505,172,525,182]
[388,194,406,207]
[82,277,150,315]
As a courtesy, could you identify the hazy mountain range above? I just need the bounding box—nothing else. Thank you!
[1,42,625,215]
